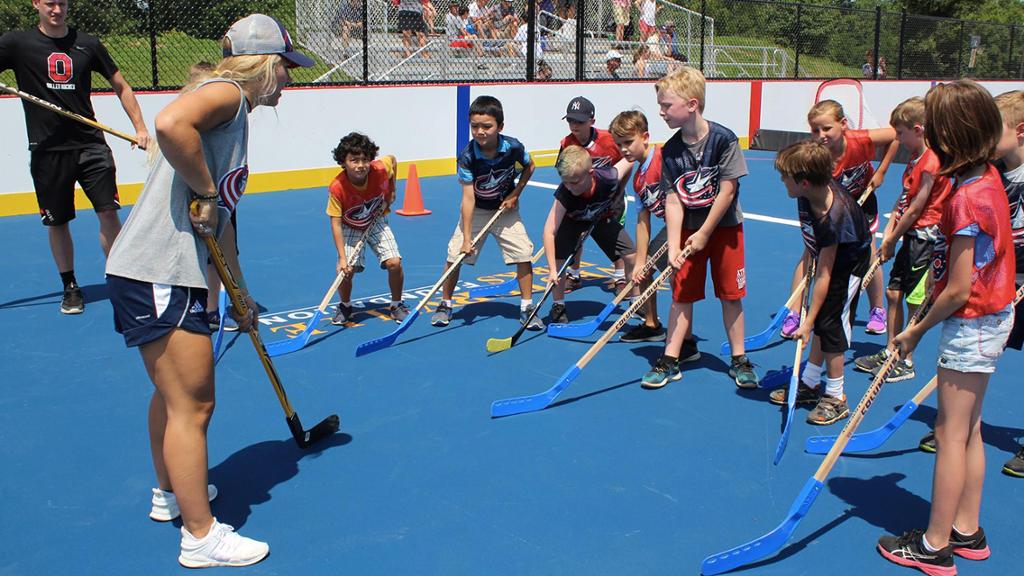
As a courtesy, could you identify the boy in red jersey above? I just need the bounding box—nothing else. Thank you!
[781,100,899,337]
[327,132,409,324]
[879,80,1015,576]
[609,110,684,350]
[854,97,952,382]
[560,96,627,291]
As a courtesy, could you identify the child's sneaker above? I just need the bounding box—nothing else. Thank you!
[919,431,937,453]
[885,359,916,383]
[565,274,582,292]
[854,348,889,373]
[866,307,887,334]
[221,310,239,332]
[729,355,759,389]
[549,303,568,325]
[780,309,800,339]
[520,304,544,331]
[612,278,627,293]
[332,303,353,326]
[768,383,821,406]
[1002,444,1024,477]
[641,356,681,389]
[877,529,956,576]
[178,518,269,568]
[150,484,219,522]
[680,338,701,363]
[619,323,666,343]
[807,394,850,425]
[949,526,990,560]
[431,302,453,327]
[389,302,411,323]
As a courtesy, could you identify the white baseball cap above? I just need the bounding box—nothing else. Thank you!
[605,50,623,62]
[224,14,315,68]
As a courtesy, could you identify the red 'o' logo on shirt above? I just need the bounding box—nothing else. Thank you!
[47,53,73,83]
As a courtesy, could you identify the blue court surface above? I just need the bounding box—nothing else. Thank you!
[2,150,1023,575]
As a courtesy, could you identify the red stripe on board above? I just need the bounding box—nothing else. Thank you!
[748,80,763,144]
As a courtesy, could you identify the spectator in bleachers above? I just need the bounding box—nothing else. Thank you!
[636,0,658,41]
[397,0,430,58]
[603,49,623,79]
[537,58,553,80]
[446,2,485,56]
[493,0,520,38]
[612,0,631,44]
[421,0,440,34]
[862,49,875,78]
[878,55,888,79]
[658,22,687,62]
[634,42,680,78]
[515,11,544,60]
[469,0,498,39]
[339,0,364,54]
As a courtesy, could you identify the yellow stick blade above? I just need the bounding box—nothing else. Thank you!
[486,337,513,353]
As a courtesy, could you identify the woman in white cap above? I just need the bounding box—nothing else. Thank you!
[104,13,313,568]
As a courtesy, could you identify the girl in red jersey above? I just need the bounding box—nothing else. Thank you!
[780,100,899,339]
[877,80,1016,575]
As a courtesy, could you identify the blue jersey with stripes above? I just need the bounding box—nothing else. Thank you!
[457,135,532,211]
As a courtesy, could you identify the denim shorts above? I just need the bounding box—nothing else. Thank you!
[936,304,1014,373]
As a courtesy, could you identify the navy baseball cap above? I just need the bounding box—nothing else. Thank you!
[563,96,595,122]
[224,14,315,68]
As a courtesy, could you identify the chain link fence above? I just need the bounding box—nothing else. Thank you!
[2,0,1022,89]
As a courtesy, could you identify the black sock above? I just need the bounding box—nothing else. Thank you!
[732,354,746,363]
[661,354,678,365]
[60,270,77,289]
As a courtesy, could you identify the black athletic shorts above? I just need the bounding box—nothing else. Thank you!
[555,217,636,262]
[1008,280,1024,351]
[397,10,426,33]
[108,275,210,348]
[30,143,119,226]
[887,234,934,295]
[814,248,870,354]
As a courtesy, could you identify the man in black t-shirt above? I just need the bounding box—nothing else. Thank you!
[0,0,149,315]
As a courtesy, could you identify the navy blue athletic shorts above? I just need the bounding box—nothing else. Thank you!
[107,275,210,347]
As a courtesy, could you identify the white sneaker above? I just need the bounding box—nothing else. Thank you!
[150,484,219,522]
[178,518,270,568]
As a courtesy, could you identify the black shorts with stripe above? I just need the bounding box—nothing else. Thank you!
[107,275,210,348]
[814,247,870,354]
[31,143,119,226]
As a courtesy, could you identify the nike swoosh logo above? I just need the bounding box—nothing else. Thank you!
[911,264,929,271]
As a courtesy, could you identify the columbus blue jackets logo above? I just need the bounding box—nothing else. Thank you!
[217,165,249,211]
[592,156,612,168]
[931,233,949,282]
[800,221,818,257]
[343,195,384,229]
[474,167,516,200]
[636,184,665,217]
[838,163,871,196]
[568,198,613,222]
[674,166,719,209]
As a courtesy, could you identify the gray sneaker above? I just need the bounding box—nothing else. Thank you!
[729,355,759,389]
[853,348,888,373]
[60,283,84,315]
[389,302,411,323]
[884,359,916,383]
[520,304,544,331]
[431,302,453,327]
[332,303,353,326]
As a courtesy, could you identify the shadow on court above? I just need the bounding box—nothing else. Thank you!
[0,282,108,310]
[909,404,1024,455]
[829,472,931,534]
[207,432,353,528]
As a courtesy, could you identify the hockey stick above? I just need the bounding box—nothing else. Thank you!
[721,268,810,356]
[805,284,1024,454]
[196,203,339,448]
[547,240,668,339]
[486,223,596,353]
[859,255,883,291]
[857,183,877,207]
[355,208,505,356]
[774,261,814,465]
[465,248,544,299]
[0,81,143,148]
[701,344,907,574]
[491,247,692,418]
[265,215,377,357]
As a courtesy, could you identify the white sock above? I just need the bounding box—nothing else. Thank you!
[520,298,532,311]
[568,269,580,278]
[613,268,625,280]
[553,299,564,306]
[801,362,823,389]
[390,300,401,308]
[342,301,351,307]
[825,375,844,398]
[921,533,942,553]
[443,299,453,307]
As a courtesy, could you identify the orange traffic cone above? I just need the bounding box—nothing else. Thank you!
[395,163,431,216]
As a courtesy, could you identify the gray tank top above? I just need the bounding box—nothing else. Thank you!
[106,78,249,288]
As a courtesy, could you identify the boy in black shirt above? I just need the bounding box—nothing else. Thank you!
[542,145,636,323]
[0,0,149,314]
[769,140,871,426]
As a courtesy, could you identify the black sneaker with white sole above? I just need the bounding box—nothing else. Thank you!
[61,283,84,314]
[949,525,990,560]
[876,529,955,576]
[619,323,666,343]
[680,338,701,363]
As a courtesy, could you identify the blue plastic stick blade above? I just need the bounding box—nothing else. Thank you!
[805,400,920,454]
[355,308,420,356]
[265,310,323,357]
[490,364,582,418]
[758,360,807,390]
[701,477,823,575]
[467,277,518,299]
[773,364,802,465]
[721,305,788,356]
[547,301,617,339]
